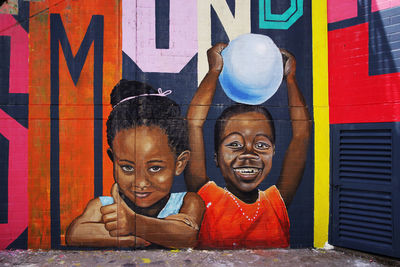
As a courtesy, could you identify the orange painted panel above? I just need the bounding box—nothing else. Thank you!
[28,0,121,248]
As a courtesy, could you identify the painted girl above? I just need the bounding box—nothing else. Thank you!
[66,80,205,248]
[185,43,311,249]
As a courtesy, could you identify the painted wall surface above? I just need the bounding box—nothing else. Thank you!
[0,0,314,249]
[327,0,400,258]
[328,0,400,124]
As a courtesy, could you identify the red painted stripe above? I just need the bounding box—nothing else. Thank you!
[328,23,400,124]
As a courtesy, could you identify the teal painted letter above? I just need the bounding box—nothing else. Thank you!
[259,0,303,29]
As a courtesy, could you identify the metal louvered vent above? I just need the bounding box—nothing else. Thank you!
[339,129,392,184]
[330,123,399,258]
[338,188,392,246]
[338,129,393,247]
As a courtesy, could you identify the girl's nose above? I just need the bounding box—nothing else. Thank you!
[135,170,151,190]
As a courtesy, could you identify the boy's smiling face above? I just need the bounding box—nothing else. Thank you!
[111,126,183,208]
[217,112,275,194]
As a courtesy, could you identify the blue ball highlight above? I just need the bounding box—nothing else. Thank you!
[219,34,283,105]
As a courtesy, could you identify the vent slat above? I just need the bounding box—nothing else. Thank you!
[339,129,391,137]
[340,155,391,162]
[340,177,391,184]
[340,161,392,168]
[339,225,392,238]
[340,232,393,245]
[340,197,391,207]
[339,212,392,225]
[340,149,392,156]
[340,139,391,144]
[339,190,391,199]
[339,166,391,174]
[339,219,392,231]
[340,205,392,216]
[340,144,391,150]
[339,171,391,180]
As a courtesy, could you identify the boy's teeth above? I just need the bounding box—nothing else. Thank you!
[235,168,260,174]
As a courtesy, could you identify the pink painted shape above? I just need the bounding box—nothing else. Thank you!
[122,0,197,73]
[0,15,28,94]
[0,109,28,249]
[0,14,28,249]
[328,0,358,23]
[372,0,400,12]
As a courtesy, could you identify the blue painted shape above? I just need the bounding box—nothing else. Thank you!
[157,192,186,218]
[12,0,29,33]
[155,0,169,49]
[369,7,400,75]
[0,134,9,224]
[99,196,114,206]
[259,0,303,30]
[50,14,104,248]
[6,227,27,249]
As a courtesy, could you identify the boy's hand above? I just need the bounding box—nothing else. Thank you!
[100,184,136,237]
[280,49,296,79]
[207,43,227,73]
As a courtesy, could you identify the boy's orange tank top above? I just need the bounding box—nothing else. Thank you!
[197,181,290,249]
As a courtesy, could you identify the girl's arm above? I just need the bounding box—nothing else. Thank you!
[276,49,312,207]
[185,43,227,192]
[135,192,205,248]
[65,199,149,248]
[102,185,205,248]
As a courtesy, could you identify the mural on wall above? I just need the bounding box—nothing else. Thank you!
[0,0,313,249]
[185,39,310,249]
[66,80,205,248]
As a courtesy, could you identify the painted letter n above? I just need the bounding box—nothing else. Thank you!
[259,0,303,29]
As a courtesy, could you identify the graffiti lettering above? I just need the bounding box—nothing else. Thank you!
[0,14,29,250]
[197,0,250,83]
[50,14,104,247]
[259,0,303,29]
[122,0,197,73]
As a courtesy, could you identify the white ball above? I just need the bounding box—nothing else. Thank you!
[219,33,283,105]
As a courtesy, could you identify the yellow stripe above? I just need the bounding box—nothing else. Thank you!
[312,0,330,248]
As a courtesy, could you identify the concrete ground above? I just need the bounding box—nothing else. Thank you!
[0,248,399,267]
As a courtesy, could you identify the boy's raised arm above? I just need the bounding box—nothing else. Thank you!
[276,49,312,207]
[185,43,227,192]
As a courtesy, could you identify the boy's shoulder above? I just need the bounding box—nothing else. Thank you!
[197,181,225,202]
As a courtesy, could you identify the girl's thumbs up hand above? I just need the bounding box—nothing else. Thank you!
[100,183,136,237]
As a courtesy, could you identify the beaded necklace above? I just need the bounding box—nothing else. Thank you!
[225,189,261,222]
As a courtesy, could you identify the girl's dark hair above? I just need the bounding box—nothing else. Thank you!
[106,79,189,156]
[214,104,275,153]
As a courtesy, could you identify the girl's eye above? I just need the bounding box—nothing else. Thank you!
[255,142,271,150]
[121,165,134,172]
[226,141,243,149]
[149,166,163,173]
